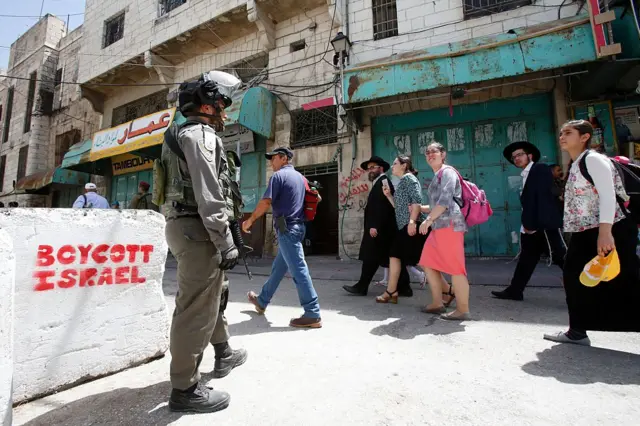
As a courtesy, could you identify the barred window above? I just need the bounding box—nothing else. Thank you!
[24,71,37,134]
[103,12,125,48]
[290,106,338,149]
[372,0,399,41]
[17,146,28,181]
[463,0,531,19]
[112,90,169,126]
[159,0,187,16]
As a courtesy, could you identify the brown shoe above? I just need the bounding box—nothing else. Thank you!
[289,316,322,328]
[246,291,265,314]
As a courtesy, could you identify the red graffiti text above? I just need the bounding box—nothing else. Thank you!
[33,244,154,292]
[339,183,370,204]
[340,167,366,189]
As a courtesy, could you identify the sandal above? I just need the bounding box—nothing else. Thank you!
[376,290,398,304]
[421,305,446,314]
[440,311,471,321]
[442,283,456,308]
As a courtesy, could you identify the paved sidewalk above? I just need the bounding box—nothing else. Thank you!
[208,254,563,287]
[12,258,640,426]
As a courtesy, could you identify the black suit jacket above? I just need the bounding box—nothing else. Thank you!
[359,175,396,266]
[520,162,563,231]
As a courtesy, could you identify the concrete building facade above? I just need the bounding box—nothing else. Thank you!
[0,15,102,207]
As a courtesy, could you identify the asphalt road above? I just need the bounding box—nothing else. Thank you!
[12,263,640,426]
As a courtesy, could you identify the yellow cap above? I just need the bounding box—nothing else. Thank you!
[580,250,620,287]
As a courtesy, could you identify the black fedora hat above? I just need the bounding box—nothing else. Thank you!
[503,141,541,164]
[360,156,390,172]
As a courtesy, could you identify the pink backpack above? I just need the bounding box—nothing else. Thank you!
[437,166,493,227]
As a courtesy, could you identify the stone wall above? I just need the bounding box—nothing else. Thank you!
[348,0,582,65]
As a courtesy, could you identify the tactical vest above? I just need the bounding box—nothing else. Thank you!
[153,120,244,221]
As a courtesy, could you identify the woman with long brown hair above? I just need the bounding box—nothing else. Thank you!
[377,155,428,303]
[544,120,640,345]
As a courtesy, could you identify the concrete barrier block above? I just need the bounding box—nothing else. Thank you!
[0,209,170,403]
[0,229,15,426]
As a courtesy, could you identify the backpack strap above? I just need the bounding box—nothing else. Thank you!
[82,194,87,208]
[437,165,463,208]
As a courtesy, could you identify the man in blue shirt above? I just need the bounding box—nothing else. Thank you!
[242,147,322,328]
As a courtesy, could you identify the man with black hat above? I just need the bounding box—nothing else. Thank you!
[243,147,322,328]
[492,141,566,301]
[342,156,414,297]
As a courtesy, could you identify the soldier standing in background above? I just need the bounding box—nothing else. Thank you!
[156,71,247,414]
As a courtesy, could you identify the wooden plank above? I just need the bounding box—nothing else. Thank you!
[599,43,622,56]
[594,10,616,25]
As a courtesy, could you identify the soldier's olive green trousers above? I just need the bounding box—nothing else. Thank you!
[166,216,231,390]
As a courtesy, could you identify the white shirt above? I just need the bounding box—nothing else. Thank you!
[72,192,110,209]
[520,162,535,234]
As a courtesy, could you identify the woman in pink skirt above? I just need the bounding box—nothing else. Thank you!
[418,142,471,321]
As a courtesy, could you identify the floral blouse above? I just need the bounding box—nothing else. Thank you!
[564,150,627,232]
[428,166,467,232]
[393,173,426,230]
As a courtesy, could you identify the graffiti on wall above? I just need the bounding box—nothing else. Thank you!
[339,167,370,206]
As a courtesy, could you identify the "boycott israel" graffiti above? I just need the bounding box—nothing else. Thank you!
[33,244,155,291]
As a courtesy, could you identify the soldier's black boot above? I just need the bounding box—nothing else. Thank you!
[169,382,230,413]
[213,342,248,378]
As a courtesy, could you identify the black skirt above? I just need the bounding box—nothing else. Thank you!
[564,217,640,332]
[389,224,429,266]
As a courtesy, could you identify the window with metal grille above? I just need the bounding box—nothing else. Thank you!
[54,129,81,167]
[221,53,269,84]
[111,90,169,126]
[23,71,37,134]
[463,0,531,19]
[2,87,13,143]
[290,106,338,149]
[0,155,5,192]
[17,146,28,181]
[159,0,187,16]
[372,0,399,41]
[54,68,63,87]
[103,12,125,48]
[296,162,339,178]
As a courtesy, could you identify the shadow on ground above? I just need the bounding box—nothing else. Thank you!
[164,258,571,340]
[522,344,640,385]
[20,382,179,426]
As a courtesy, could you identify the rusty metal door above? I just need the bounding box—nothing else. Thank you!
[372,94,557,256]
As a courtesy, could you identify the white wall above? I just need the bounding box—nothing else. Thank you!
[79,0,244,83]
[348,0,582,65]
[0,229,15,426]
[0,208,170,403]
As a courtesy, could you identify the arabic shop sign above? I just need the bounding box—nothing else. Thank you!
[220,124,255,154]
[90,108,176,161]
[112,153,154,176]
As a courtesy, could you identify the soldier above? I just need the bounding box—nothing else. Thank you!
[157,71,247,413]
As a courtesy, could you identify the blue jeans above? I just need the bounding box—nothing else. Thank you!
[257,223,321,318]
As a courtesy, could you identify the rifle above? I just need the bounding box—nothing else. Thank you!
[229,220,253,280]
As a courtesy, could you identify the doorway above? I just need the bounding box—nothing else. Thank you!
[297,163,339,256]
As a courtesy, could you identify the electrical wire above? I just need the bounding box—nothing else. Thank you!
[0,13,84,18]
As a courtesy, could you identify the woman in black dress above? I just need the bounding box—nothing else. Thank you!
[376,156,428,304]
[544,120,640,346]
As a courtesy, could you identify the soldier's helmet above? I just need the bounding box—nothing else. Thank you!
[178,71,242,113]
